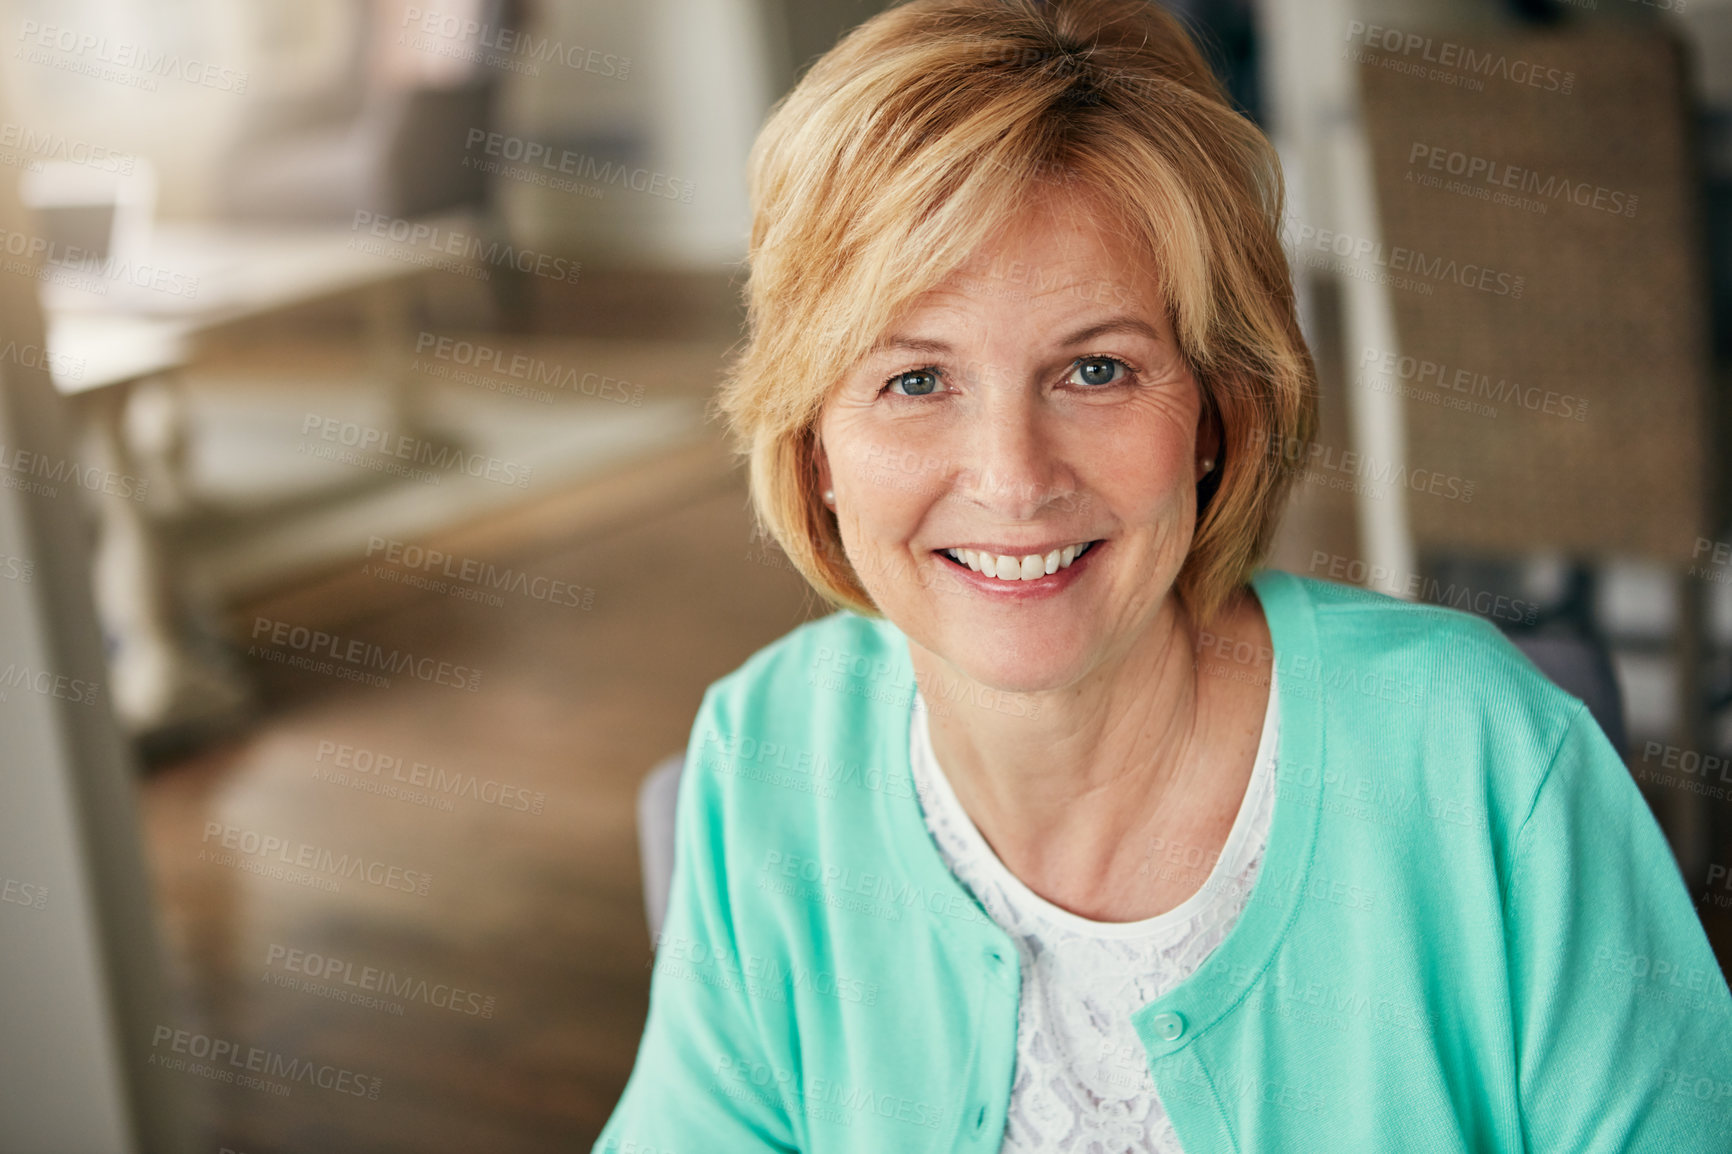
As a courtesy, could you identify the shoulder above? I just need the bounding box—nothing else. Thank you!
[707,609,903,698]
[1284,567,1523,639]
[673,613,923,948]
[1277,570,1574,715]
[699,609,908,733]
[1266,571,1590,829]
[682,610,912,824]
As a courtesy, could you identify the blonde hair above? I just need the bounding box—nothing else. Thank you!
[714,0,1317,628]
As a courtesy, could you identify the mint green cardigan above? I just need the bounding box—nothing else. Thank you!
[596,569,1732,1153]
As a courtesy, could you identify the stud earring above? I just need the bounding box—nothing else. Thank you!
[823,489,835,506]
[1200,457,1215,474]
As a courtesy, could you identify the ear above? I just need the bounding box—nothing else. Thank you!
[813,430,832,495]
[1196,402,1222,481]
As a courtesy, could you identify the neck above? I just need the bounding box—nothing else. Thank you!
[908,587,1270,920]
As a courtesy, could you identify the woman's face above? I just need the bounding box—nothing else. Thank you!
[815,189,1217,695]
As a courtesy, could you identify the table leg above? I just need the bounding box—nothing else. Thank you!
[368,276,464,452]
[124,373,196,517]
[80,380,247,737]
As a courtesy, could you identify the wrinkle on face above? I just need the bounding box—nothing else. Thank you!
[815,186,1207,701]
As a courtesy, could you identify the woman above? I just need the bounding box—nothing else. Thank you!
[597,1,1732,1151]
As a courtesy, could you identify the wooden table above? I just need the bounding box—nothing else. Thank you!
[45,217,472,737]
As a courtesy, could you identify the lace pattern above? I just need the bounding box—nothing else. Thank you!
[908,670,1279,1154]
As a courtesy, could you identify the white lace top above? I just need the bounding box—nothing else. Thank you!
[908,668,1279,1154]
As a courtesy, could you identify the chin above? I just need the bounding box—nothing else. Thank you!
[939,631,1088,698]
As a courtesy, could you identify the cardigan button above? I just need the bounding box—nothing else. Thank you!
[1151,1011,1186,1042]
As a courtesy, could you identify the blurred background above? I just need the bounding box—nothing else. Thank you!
[0,0,1729,1150]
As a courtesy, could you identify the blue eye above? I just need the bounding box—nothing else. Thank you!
[1068,356,1128,387]
[885,368,941,396]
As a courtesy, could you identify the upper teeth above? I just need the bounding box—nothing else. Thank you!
[942,542,1094,581]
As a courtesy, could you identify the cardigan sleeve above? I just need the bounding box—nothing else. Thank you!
[593,686,801,1154]
[1504,702,1732,1152]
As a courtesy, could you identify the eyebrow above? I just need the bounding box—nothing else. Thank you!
[1060,317,1164,346]
[872,335,955,355]
[871,316,1163,357]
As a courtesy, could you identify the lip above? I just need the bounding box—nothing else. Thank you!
[931,538,1103,599]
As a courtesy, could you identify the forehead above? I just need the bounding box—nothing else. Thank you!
[909,187,1162,322]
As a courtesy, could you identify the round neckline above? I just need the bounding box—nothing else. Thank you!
[910,664,1279,939]
[870,568,1327,1053]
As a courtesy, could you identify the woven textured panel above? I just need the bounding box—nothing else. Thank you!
[1353,27,1708,562]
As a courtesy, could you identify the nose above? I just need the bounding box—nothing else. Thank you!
[957,381,1077,520]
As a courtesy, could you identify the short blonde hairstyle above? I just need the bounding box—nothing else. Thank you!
[715,0,1317,628]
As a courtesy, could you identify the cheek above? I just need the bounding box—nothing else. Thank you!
[836,437,947,527]
[1088,436,1194,516]
[832,481,925,580]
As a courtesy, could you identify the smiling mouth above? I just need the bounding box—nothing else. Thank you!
[935,540,1099,582]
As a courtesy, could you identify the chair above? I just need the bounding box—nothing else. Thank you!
[637,753,686,945]
[220,0,523,222]
[1509,631,1627,759]
[633,630,1628,945]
